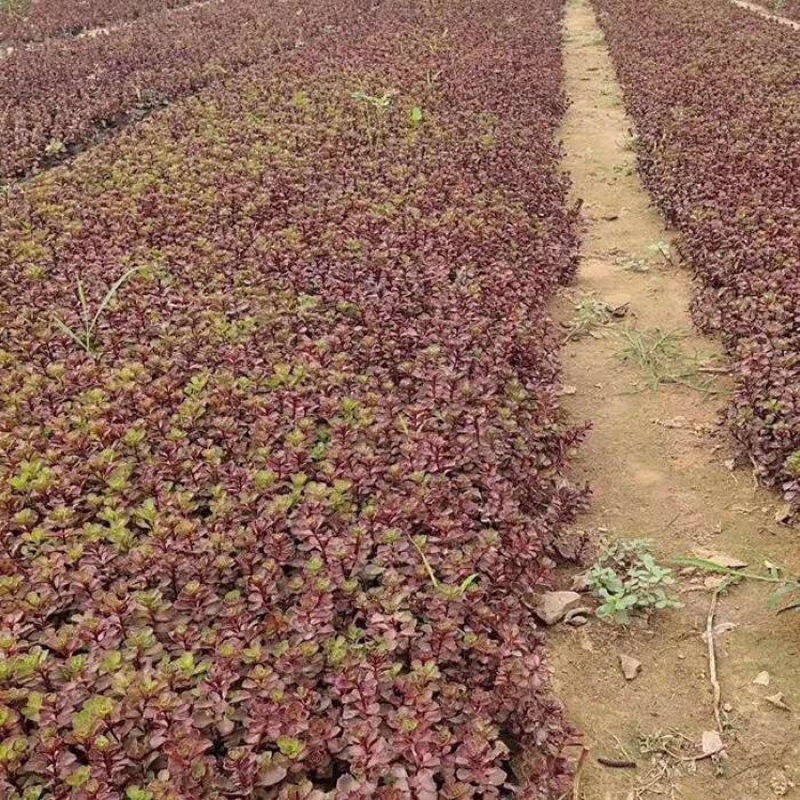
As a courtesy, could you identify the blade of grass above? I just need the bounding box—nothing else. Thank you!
[53,316,92,353]
[91,266,144,333]
[670,557,784,583]
[408,535,440,590]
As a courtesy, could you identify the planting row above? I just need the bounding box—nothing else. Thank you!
[749,0,800,20]
[0,0,583,795]
[0,0,379,181]
[0,0,200,46]
[595,0,800,507]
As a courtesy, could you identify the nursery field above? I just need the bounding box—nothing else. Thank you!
[0,0,798,797]
[594,0,800,506]
[0,0,585,796]
[749,0,800,20]
[0,0,382,179]
[0,0,202,45]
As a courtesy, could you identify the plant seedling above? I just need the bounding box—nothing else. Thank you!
[351,89,398,147]
[588,539,681,625]
[408,534,478,599]
[563,297,619,342]
[53,266,144,356]
[647,240,674,266]
[623,257,650,273]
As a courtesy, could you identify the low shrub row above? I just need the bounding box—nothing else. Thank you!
[0,0,378,180]
[595,0,800,507]
[0,0,199,46]
[0,0,583,795]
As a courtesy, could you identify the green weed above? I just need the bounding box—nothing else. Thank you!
[352,89,397,147]
[564,297,619,342]
[672,557,800,614]
[53,266,143,356]
[616,328,723,394]
[408,534,478,599]
[588,540,681,625]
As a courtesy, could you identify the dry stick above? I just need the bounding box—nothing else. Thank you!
[573,745,588,800]
[633,763,670,800]
[556,746,588,800]
[706,590,724,734]
[558,746,589,800]
[696,365,732,375]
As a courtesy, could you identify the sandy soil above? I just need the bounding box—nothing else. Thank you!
[549,1,800,797]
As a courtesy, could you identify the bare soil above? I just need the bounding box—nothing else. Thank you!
[549,1,800,797]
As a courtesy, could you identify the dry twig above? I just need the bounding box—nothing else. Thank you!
[706,590,723,733]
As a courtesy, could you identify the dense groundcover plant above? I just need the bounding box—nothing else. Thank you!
[0,0,201,46]
[0,0,379,180]
[750,0,800,21]
[0,0,585,795]
[594,0,800,509]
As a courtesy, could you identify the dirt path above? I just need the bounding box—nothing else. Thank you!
[550,1,800,797]
[730,0,800,30]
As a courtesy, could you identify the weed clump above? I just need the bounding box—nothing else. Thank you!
[588,540,681,624]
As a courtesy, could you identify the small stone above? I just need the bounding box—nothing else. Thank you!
[774,503,794,525]
[560,384,577,396]
[567,615,588,627]
[619,654,641,681]
[753,671,771,687]
[610,302,630,318]
[701,730,725,756]
[724,458,736,470]
[533,591,582,625]
[722,702,733,713]
[770,770,792,797]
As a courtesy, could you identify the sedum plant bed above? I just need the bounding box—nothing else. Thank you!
[594,0,800,510]
[0,0,203,47]
[0,0,585,795]
[0,0,378,181]
[749,0,800,20]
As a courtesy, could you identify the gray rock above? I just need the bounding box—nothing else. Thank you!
[619,654,641,681]
[534,591,582,625]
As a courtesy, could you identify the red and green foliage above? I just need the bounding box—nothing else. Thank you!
[0,0,584,795]
[595,0,800,509]
[0,0,378,180]
[0,0,201,46]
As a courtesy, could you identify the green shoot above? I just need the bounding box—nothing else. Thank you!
[408,534,478,598]
[672,557,800,614]
[588,539,681,625]
[53,266,144,356]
